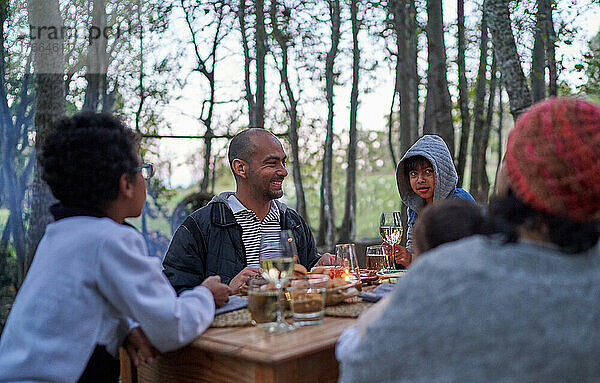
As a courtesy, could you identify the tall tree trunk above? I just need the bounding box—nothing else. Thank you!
[470,10,488,201]
[135,0,150,244]
[403,0,420,153]
[387,85,398,167]
[485,0,531,119]
[255,0,266,127]
[423,0,454,156]
[319,0,340,249]
[25,0,66,284]
[83,0,108,112]
[495,79,504,184]
[340,0,360,243]
[1,94,30,283]
[238,0,257,127]
[530,5,546,102]
[456,0,470,186]
[406,0,419,147]
[389,0,419,160]
[0,4,27,286]
[270,0,308,222]
[539,0,556,96]
[388,0,402,166]
[479,54,498,201]
[135,0,145,134]
[388,0,418,246]
[181,0,224,192]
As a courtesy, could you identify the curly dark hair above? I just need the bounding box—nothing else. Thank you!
[39,112,140,211]
[488,189,600,254]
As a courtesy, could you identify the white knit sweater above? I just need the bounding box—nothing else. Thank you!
[0,217,215,382]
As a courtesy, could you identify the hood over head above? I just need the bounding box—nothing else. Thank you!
[395,135,458,212]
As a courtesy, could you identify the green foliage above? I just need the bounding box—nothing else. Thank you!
[0,209,8,228]
[578,30,600,97]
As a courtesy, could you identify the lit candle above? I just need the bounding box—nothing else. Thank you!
[341,267,351,282]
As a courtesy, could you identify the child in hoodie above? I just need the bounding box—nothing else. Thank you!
[393,135,475,265]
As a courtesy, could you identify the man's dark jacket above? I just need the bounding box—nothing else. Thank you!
[163,192,320,292]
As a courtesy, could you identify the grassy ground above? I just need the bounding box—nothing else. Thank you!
[0,286,16,334]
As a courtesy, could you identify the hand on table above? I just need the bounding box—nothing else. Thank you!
[382,243,412,268]
[314,252,335,266]
[125,326,159,366]
[228,267,261,294]
[202,276,232,307]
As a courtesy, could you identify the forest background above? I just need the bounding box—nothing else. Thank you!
[1,0,600,331]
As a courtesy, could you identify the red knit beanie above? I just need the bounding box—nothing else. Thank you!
[505,97,600,222]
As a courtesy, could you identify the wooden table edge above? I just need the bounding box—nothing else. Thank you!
[191,316,356,364]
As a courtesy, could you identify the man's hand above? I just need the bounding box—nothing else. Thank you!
[125,327,159,366]
[314,252,335,266]
[228,267,261,294]
[201,276,232,307]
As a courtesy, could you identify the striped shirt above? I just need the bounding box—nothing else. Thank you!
[227,195,281,267]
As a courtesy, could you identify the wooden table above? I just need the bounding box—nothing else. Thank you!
[124,316,356,383]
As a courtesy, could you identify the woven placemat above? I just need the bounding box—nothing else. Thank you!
[211,308,253,328]
[211,302,374,326]
[211,309,295,328]
[325,301,374,318]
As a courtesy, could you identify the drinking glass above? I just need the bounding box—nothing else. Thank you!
[288,274,328,326]
[334,243,361,282]
[259,230,296,333]
[248,278,279,327]
[366,245,389,271]
[380,212,403,270]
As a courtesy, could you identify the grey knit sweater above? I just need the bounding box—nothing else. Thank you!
[337,235,600,382]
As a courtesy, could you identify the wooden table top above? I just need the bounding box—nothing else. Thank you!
[192,316,356,364]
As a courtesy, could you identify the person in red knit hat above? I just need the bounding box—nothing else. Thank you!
[491,96,600,252]
[337,97,600,382]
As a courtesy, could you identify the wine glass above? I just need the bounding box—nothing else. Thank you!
[259,230,296,333]
[380,212,403,270]
[335,243,361,282]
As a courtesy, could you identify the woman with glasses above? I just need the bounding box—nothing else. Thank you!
[0,112,231,382]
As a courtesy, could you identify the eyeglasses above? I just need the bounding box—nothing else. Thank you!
[135,163,154,180]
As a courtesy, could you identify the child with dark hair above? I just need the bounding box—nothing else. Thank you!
[393,135,475,266]
[0,112,231,382]
[412,199,493,258]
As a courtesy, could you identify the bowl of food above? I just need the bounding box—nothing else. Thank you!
[308,266,360,305]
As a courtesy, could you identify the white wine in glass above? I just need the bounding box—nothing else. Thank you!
[379,226,403,246]
[259,257,295,285]
[258,230,296,333]
[380,212,404,269]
